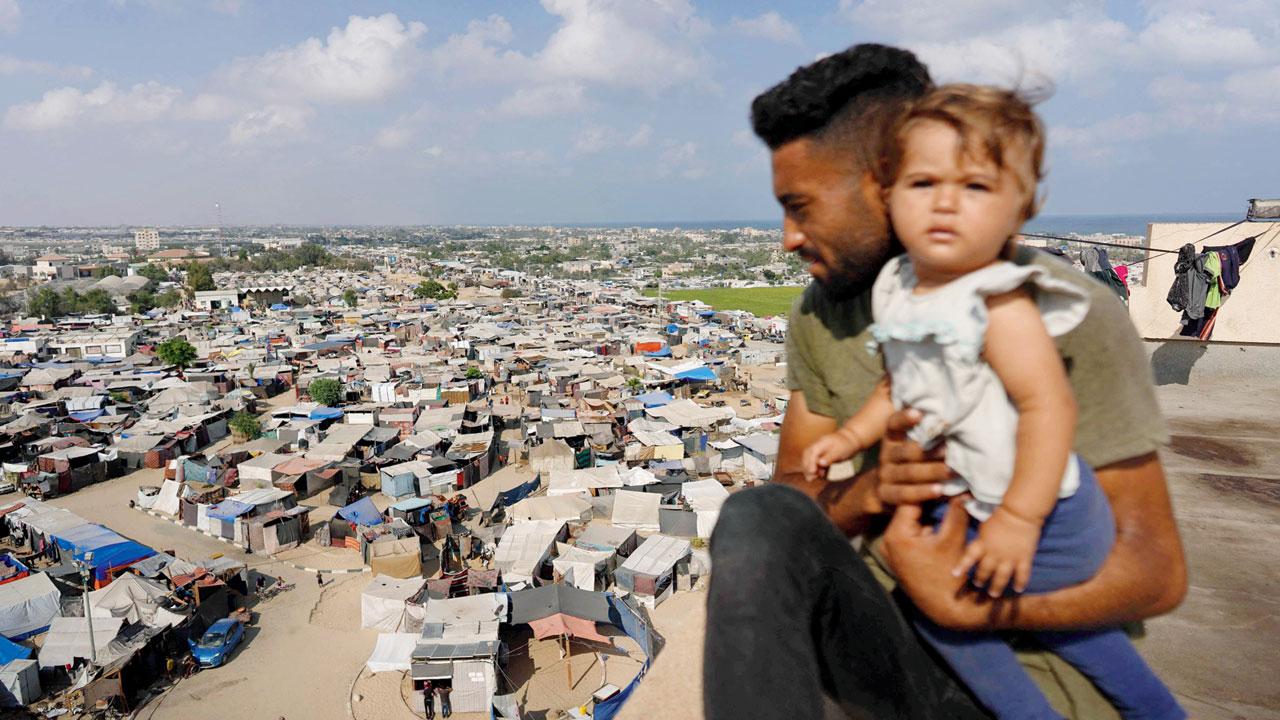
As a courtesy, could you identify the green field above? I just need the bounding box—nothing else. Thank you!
[642,286,803,317]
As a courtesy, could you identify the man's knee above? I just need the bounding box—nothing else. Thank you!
[712,483,826,560]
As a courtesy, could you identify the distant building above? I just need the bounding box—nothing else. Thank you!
[261,237,305,251]
[147,248,211,266]
[32,254,75,281]
[46,328,140,360]
[134,228,160,252]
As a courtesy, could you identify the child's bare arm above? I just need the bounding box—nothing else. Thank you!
[956,288,1076,596]
[984,288,1077,523]
[801,377,894,480]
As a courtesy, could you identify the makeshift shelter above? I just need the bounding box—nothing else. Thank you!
[0,573,60,640]
[338,496,385,527]
[361,575,427,633]
[151,478,183,517]
[414,593,507,715]
[508,495,592,525]
[681,479,730,538]
[492,521,563,585]
[552,542,613,591]
[86,573,184,628]
[50,524,155,587]
[615,534,691,608]
[527,439,574,476]
[575,525,640,561]
[610,490,661,533]
[38,616,125,668]
[528,612,610,642]
[367,537,421,579]
[546,466,623,497]
[0,656,40,708]
[245,507,310,554]
[366,632,418,673]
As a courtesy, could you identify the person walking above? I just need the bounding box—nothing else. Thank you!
[316,571,323,588]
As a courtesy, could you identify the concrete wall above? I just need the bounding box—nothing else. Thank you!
[1144,338,1280,387]
[1128,221,1280,343]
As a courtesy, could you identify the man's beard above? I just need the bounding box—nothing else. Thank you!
[814,237,896,300]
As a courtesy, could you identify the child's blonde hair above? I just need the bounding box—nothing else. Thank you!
[880,83,1048,221]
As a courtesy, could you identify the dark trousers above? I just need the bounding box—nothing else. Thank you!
[703,483,989,720]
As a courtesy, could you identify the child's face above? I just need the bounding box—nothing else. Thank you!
[887,120,1032,282]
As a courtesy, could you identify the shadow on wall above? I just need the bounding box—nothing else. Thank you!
[1150,341,1208,386]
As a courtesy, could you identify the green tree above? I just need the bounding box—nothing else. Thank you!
[185,262,215,295]
[464,366,484,380]
[92,266,122,279]
[342,289,358,308]
[109,390,130,405]
[500,287,522,299]
[308,377,343,406]
[136,264,168,284]
[156,336,197,370]
[27,287,64,319]
[626,376,643,393]
[78,288,117,315]
[155,289,183,308]
[127,290,156,314]
[229,411,262,440]
[414,279,446,299]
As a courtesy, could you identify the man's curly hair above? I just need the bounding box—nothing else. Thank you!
[751,44,932,166]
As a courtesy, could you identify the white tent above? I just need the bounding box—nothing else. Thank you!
[86,573,184,628]
[551,542,613,591]
[366,633,418,673]
[619,466,659,487]
[681,479,730,538]
[508,495,592,524]
[38,616,125,668]
[493,521,563,584]
[361,575,427,633]
[546,466,623,497]
[611,490,661,532]
[152,478,182,517]
[0,658,41,707]
[0,573,61,640]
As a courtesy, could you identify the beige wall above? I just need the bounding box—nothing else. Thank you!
[1128,221,1280,344]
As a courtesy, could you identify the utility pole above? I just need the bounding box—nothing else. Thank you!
[79,551,97,670]
[564,633,572,689]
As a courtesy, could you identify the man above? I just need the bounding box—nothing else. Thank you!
[703,44,1187,719]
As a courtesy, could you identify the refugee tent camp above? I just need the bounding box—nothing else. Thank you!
[361,575,427,633]
[0,573,60,640]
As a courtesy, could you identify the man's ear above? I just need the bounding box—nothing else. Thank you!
[860,171,887,216]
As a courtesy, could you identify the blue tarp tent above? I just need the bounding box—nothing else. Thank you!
[633,391,674,408]
[269,303,290,310]
[68,409,106,423]
[665,323,679,334]
[675,367,718,382]
[206,499,254,521]
[494,473,541,510]
[338,496,384,526]
[0,634,31,663]
[50,524,155,585]
[642,347,672,358]
[309,406,344,421]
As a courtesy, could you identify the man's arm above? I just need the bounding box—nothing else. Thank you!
[884,452,1188,631]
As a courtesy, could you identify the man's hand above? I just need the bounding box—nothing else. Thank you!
[882,498,982,625]
[876,408,952,507]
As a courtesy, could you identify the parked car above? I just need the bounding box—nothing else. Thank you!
[188,618,244,668]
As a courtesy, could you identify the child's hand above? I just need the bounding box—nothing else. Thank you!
[953,506,1043,597]
[801,431,861,481]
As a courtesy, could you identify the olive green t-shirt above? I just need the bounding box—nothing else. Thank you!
[785,246,1167,720]
[786,246,1168,467]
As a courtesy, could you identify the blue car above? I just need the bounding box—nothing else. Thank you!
[188,618,244,668]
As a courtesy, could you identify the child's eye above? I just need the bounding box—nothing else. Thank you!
[966,182,990,191]
[910,179,933,188]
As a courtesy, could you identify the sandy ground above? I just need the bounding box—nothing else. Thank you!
[618,380,1280,720]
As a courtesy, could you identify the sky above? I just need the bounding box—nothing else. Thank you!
[0,0,1276,226]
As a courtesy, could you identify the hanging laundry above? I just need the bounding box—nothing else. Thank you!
[1114,266,1129,286]
[1167,243,1210,321]
[1081,246,1129,305]
[1203,251,1223,309]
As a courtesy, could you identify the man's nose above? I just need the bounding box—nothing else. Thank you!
[782,221,805,252]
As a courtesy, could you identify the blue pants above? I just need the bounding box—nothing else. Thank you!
[915,459,1185,720]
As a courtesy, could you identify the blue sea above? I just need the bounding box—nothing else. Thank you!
[582,213,1241,236]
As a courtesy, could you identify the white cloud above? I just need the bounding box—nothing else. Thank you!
[224,13,427,104]
[431,14,530,82]
[838,0,1064,42]
[0,54,93,80]
[4,81,182,130]
[497,83,586,116]
[626,123,652,147]
[374,124,413,149]
[571,124,613,155]
[0,0,20,34]
[177,92,240,121]
[1137,11,1270,67]
[210,0,243,16]
[536,0,713,93]
[730,11,800,44]
[228,104,311,145]
[657,140,705,178]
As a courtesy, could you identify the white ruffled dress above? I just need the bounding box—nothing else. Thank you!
[868,255,1092,520]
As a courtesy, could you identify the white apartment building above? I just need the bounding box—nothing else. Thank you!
[134,228,160,252]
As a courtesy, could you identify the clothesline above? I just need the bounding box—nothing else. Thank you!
[1018,221,1253,271]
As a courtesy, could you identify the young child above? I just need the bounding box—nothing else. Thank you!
[801,85,1185,720]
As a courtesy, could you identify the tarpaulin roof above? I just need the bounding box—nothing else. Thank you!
[642,347,671,357]
[632,391,673,408]
[509,584,613,625]
[674,366,717,382]
[528,612,610,642]
[338,496,384,526]
[309,406,345,420]
[0,634,30,663]
[206,499,254,521]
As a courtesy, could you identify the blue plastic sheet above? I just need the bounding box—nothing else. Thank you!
[309,406,344,420]
[494,473,541,510]
[633,391,673,408]
[337,496,384,526]
[206,499,253,521]
[674,366,717,382]
[0,634,31,663]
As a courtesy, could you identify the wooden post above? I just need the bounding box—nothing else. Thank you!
[564,634,572,689]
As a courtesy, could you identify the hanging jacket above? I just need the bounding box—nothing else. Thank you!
[1166,244,1197,312]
